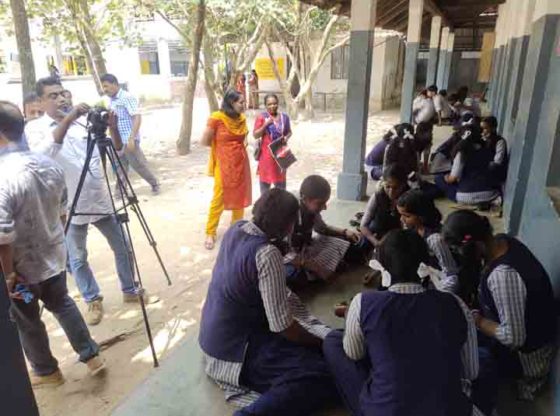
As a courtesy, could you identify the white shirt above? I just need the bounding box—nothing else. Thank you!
[413,96,435,124]
[433,94,452,119]
[25,115,113,225]
[0,149,67,284]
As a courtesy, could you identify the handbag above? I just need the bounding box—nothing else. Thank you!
[268,138,297,170]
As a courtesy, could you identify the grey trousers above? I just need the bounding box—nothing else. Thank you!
[120,144,158,188]
[8,272,99,376]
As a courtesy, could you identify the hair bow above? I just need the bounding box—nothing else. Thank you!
[404,130,414,140]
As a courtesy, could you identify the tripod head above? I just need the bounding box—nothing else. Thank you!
[86,106,111,142]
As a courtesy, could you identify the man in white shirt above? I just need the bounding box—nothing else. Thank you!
[0,101,105,387]
[25,77,155,326]
[412,86,436,125]
[433,89,453,125]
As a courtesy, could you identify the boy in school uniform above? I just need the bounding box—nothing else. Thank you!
[286,175,361,283]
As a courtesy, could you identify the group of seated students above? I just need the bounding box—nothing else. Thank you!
[365,109,508,211]
[198,167,556,416]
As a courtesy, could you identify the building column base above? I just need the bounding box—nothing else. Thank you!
[337,172,367,201]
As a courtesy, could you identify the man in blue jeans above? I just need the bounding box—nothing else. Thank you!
[26,77,158,326]
[0,101,104,387]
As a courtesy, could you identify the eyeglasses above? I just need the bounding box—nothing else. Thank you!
[47,90,72,100]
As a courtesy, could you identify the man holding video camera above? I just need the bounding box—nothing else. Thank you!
[0,101,104,387]
[25,77,155,326]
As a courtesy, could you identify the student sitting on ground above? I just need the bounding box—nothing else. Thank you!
[396,189,459,292]
[435,124,500,208]
[364,128,393,181]
[359,164,409,250]
[443,210,557,415]
[286,175,361,283]
[383,123,418,177]
[199,189,340,416]
[481,116,509,186]
[323,229,482,416]
[429,113,478,175]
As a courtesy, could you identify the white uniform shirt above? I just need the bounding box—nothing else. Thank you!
[25,115,113,225]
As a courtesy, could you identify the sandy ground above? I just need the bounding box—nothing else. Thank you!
[32,101,401,416]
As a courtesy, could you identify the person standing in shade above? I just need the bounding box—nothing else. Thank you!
[100,73,160,195]
[201,90,252,250]
[253,94,292,195]
[0,101,105,388]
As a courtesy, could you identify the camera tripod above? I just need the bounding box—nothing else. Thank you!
[65,119,171,367]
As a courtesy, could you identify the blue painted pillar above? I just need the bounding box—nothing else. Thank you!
[426,16,442,87]
[489,4,506,110]
[400,0,425,123]
[337,0,377,200]
[503,0,560,235]
[502,0,536,139]
[436,27,450,89]
[0,273,39,415]
[441,32,455,90]
[495,0,516,133]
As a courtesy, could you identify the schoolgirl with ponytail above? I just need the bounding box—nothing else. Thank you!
[383,123,418,176]
[364,126,396,181]
[396,190,459,292]
[434,124,499,207]
[443,210,556,414]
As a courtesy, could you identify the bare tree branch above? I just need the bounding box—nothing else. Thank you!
[156,10,190,40]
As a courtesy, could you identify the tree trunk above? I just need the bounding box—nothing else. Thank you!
[9,0,36,100]
[79,0,107,94]
[176,0,205,155]
[202,36,220,113]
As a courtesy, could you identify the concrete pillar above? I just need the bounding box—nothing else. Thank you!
[426,15,442,87]
[503,0,560,234]
[502,0,537,138]
[0,276,39,415]
[436,27,450,89]
[489,3,506,108]
[157,39,171,77]
[495,0,517,132]
[400,0,425,123]
[441,32,455,90]
[337,0,377,200]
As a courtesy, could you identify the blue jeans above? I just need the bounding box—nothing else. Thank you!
[7,272,99,375]
[66,215,135,303]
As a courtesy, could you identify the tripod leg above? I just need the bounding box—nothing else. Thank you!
[101,143,160,368]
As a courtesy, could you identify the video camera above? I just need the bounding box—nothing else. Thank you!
[86,106,110,138]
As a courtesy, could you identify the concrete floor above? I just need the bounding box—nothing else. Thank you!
[112,125,552,416]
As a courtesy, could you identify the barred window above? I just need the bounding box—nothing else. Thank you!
[139,42,160,75]
[330,44,350,80]
[168,41,189,77]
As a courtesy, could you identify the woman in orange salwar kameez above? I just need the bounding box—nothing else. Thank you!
[201,90,252,250]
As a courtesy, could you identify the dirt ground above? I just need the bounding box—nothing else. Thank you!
[33,102,401,416]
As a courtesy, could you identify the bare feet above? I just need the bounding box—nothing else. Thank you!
[204,235,216,250]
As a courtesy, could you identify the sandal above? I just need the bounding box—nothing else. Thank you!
[204,235,216,250]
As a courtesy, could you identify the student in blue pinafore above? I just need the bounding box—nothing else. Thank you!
[323,229,482,416]
[443,210,557,415]
[364,128,393,181]
[435,124,499,207]
[199,189,339,416]
[396,189,461,294]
